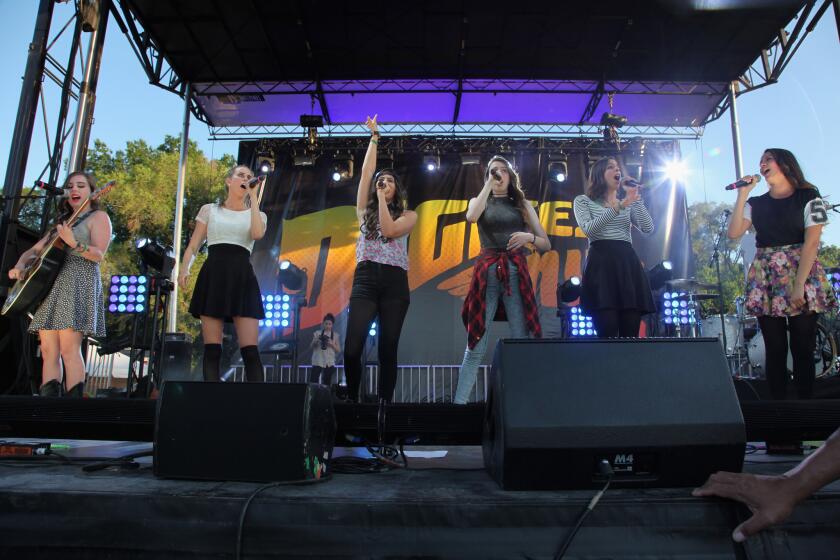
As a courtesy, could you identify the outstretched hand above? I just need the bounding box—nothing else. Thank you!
[365,114,379,135]
[692,471,799,542]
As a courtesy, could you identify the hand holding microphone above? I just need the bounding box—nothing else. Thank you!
[725,174,761,191]
[619,175,641,206]
[243,175,266,189]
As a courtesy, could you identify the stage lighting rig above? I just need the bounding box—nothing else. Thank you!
[255,143,275,174]
[558,276,582,303]
[648,261,674,290]
[547,153,568,183]
[136,238,175,277]
[460,152,480,166]
[300,114,323,149]
[278,260,307,292]
[332,153,354,182]
[423,152,440,172]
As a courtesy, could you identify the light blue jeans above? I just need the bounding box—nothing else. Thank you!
[454,261,528,404]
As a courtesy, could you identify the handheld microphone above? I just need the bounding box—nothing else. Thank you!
[725,174,761,191]
[490,169,502,181]
[623,178,642,188]
[242,175,266,189]
[34,181,64,196]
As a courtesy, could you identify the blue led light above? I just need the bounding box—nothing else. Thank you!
[117,304,126,312]
[281,320,289,327]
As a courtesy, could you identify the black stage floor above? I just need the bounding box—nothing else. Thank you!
[1,441,839,559]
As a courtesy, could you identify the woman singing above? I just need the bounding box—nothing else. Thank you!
[728,148,836,399]
[9,171,111,397]
[573,157,656,337]
[344,115,417,404]
[453,156,549,404]
[310,313,340,385]
[178,164,267,382]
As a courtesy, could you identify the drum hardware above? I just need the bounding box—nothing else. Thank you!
[666,278,718,292]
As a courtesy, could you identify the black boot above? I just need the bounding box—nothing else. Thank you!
[38,379,62,397]
[203,344,222,382]
[65,382,85,398]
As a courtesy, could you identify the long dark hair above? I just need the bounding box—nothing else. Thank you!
[585,157,616,201]
[56,171,99,223]
[763,148,816,191]
[362,168,407,240]
[485,156,530,225]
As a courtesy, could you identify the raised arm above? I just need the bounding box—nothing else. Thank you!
[356,115,379,221]
[573,196,619,237]
[727,177,758,239]
[465,176,499,223]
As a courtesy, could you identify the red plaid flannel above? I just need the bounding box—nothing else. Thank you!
[461,249,542,349]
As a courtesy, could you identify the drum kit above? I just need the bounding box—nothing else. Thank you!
[657,278,839,379]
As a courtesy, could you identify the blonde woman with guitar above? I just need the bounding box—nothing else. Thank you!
[7,171,112,397]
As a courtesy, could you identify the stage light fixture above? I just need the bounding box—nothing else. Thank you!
[293,152,316,167]
[107,274,148,314]
[423,153,440,172]
[369,320,377,338]
[460,153,480,166]
[331,153,354,182]
[663,159,689,183]
[258,158,274,174]
[278,260,307,291]
[259,292,293,329]
[568,306,597,337]
[559,276,582,303]
[136,238,175,277]
[600,112,628,128]
[548,154,568,183]
[648,260,674,290]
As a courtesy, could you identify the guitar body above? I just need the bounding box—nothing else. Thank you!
[1,179,116,317]
[1,246,67,316]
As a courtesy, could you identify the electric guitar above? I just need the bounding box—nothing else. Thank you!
[2,180,116,316]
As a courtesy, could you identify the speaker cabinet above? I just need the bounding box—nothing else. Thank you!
[155,382,335,482]
[483,338,745,490]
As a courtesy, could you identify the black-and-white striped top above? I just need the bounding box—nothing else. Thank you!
[573,195,654,242]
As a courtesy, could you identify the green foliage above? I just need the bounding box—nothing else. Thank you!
[85,136,235,343]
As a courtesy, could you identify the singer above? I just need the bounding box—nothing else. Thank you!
[178,164,267,383]
[343,115,417,404]
[453,156,549,404]
[573,157,656,337]
[728,148,836,399]
[8,171,111,397]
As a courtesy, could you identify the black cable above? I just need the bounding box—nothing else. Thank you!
[235,475,331,560]
[554,461,614,560]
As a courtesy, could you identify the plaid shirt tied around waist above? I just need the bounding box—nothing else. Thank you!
[461,249,542,350]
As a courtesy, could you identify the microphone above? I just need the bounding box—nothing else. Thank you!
[623,178,642,188]
[724,174,761,191]
[34,181,64,196]
[242,175,266,189]
[490,169,502,181]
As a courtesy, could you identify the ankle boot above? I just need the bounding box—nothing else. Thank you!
[65,382,85,398]
[39,379,62,397]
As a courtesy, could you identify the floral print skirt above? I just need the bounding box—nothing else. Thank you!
[745,243,837,317]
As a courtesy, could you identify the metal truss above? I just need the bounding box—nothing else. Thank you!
[210,122,704,141]
[706,0,830,124]
[109,0,206,122]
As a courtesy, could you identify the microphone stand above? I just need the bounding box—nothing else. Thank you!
[709,212,730,354]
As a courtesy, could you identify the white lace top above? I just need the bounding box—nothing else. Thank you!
[196,203,267,253]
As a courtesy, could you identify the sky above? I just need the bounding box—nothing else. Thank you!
[1,2,838,244]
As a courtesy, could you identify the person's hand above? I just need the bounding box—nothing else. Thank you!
[507,231,534,251]
[56,223,77,248]
[693,471,799,542]
[736,175,760,196]
[178,270,189,289]
[791,281,806,308]
[620,180,641,207]
[8,267,22,280]
[365,114,379,136]
[245,178,261,204]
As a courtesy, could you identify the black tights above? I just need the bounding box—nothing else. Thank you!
[758,314,819,399]
[591,309,642,338]
[202,343,263,382]
[343,297,409,402]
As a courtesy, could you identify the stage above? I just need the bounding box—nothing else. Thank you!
[1,440,839,559]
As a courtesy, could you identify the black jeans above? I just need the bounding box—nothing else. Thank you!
[758,313,819,399]
[310,365,336,385]
[343,261,410,402]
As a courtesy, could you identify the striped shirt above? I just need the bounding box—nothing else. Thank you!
[573,195,654,242]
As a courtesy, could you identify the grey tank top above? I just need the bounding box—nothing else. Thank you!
[69,211,95,246]
[477,196,526,249]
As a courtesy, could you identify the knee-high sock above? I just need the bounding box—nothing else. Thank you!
[240,345,264,383]
[203,344,222,382]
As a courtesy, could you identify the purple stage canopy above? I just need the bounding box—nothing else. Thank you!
[117,0,806,134]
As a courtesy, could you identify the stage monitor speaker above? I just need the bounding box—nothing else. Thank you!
[154,382,336,482]
[159,333,195,382]
[483,338,746,490]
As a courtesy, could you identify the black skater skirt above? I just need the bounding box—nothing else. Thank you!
[189,244,265,322]
[580,240,657,315]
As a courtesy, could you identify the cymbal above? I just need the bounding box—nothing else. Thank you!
[666,278,718,291]
[670,293,719,301]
